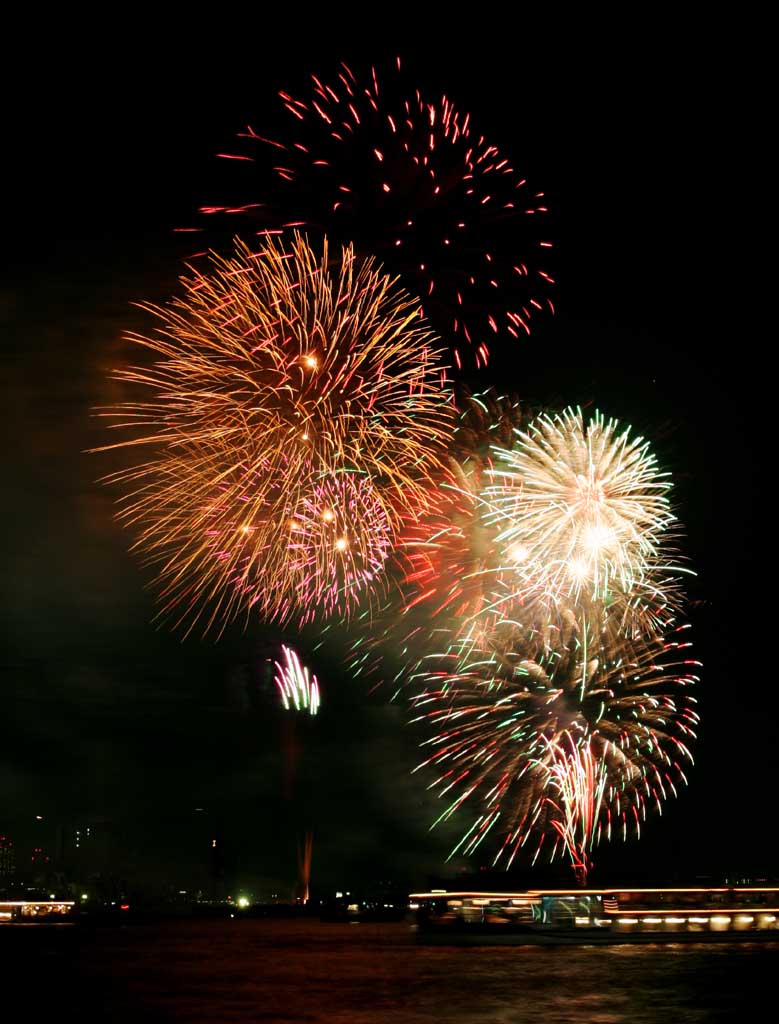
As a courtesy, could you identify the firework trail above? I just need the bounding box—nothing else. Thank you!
[273,647,316,900]
[96,234,452,633]
[411,616,699,869]
[191,58,554,369]
[297,831,314,904]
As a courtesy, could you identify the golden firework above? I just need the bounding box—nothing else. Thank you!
[96,234,452,633]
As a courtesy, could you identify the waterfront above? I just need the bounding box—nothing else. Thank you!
[4,918,777,1022]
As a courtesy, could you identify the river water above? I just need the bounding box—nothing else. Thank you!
[5,918,776,1021]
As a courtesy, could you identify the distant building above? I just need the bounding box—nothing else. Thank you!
[0,836,15,880]
[58,819,125,900]
[28,847,50,880]
[209,834,226,901]
[64,820,115,875]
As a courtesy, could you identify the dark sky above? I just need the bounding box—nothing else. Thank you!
[2,18,770,895]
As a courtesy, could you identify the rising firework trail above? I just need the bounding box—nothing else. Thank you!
[273,645,318,899]
[297,831,314,904]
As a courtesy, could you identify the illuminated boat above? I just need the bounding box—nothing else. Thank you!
[410,887,779,944]
[0,899,76,924]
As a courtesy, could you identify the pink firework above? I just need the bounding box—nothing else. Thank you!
[287,473,393,624]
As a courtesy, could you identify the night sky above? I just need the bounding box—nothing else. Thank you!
[2,19,770,896]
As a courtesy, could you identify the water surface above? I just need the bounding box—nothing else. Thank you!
[6,918,775,1022]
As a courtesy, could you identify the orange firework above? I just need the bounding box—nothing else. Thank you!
[96,234,452,634]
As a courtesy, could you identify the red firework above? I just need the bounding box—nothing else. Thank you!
[189,58,554,369]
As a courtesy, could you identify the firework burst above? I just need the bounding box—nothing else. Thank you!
[193,59,554,368]
[96,234,452,633]
[483,407,682,616]
[287,471,393,625]
[346,396,682,693]
[411,617,699,869]
[275,644,321,715]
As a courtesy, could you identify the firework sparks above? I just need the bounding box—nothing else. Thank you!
[287,472,393,624]
[275,644,321,715]
[483,407,682,613]
[535,733,608,885]
[399,392,524,619]
[398,404,697,875]
[342,390,524,690]
[411,617,699,869]
[346,396,682,695]
[192,59,554,368]
[96,234,452,633]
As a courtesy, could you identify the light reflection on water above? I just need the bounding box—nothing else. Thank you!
[7,919,778,1022]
